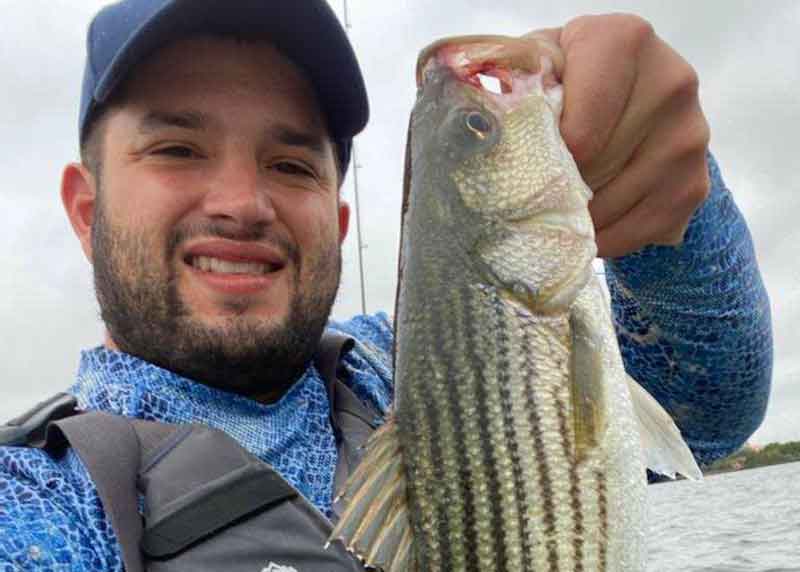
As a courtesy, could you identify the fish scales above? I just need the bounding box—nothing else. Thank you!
[330,34,700,572]
[396,254,609,571]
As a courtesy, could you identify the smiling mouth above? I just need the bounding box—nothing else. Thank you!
[187,255,283,276]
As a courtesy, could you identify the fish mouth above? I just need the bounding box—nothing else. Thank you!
[416,34,564,101]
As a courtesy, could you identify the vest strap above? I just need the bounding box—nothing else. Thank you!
[52,413,147,572]
[0,393,78,449]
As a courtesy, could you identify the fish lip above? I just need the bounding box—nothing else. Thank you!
[416,35,516,87]
[415,35,565,116]
[415,34,562,89]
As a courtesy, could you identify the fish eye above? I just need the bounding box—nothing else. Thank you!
[465,111,492,139]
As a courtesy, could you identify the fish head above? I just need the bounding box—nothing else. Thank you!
[407,35,597,313]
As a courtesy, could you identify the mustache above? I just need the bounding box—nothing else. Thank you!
[167,220,300,265]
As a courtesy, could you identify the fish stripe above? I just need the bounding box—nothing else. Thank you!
[463,289,507,571]
[399,310,440,571]
[597,470,608,572]
[421,291,454,571]
[571,466,585,572]
[520,324,559,571]
[451,284,498,572]
[399,379,429,570]
[507,306,549,570]
[491,291,535,571]
[539,322,582,571]
[553,370,585,571]
[423,379,453,569]
[551,387,571,569]
[425,276,477,572]
[445,285,481,572]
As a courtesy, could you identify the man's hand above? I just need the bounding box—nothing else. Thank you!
[526,14,711,258]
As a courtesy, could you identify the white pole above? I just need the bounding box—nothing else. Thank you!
[343,0,368,315]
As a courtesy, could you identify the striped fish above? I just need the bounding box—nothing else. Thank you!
[330,35,702,572]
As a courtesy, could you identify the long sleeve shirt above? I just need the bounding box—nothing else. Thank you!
[606,154,772,465]
[0,153,772,570]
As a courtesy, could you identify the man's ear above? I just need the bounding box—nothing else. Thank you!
[61,162,97,261]
[338,200,350,245]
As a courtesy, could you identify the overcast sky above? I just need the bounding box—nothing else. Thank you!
[1,1,797,446]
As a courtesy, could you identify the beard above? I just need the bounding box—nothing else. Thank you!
[90,196,342,401]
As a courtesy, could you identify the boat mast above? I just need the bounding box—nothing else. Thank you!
[343,0,368,316]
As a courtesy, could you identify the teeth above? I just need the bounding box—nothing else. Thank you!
[191,256,275,275]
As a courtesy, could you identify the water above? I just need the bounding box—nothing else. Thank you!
[647,461,800,571]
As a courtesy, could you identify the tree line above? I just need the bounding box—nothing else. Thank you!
[705,441,800,473]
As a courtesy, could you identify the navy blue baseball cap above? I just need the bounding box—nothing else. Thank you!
[79,0,369,174]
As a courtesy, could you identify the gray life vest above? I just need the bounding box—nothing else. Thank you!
[0,332,381,572]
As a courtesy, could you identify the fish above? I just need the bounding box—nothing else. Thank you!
[329,34,702,572]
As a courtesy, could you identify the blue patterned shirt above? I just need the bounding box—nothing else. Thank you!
[0,315,394,571]
[605,154,772,463]
[0,154,772,571]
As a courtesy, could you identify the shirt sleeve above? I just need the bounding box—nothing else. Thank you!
[328,312,395,421]
[0,448,123,571]
[605,152,773,465]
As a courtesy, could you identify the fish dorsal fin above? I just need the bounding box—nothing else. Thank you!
[392,115,415,372]
[328,419,418,572]
[626,376,703,481]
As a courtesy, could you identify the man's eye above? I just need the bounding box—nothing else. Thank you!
[153,146,199,159]
[272,161,314,177]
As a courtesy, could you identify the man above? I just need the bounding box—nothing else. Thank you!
[0,0,772,570]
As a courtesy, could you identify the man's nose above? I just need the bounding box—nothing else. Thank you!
[202,155,277,227]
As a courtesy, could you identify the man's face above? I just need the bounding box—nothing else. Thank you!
[86,37,349,400]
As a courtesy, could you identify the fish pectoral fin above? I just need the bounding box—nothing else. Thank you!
[626,375,704,481]
[328,418,418,572]
[570,310,608,463]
